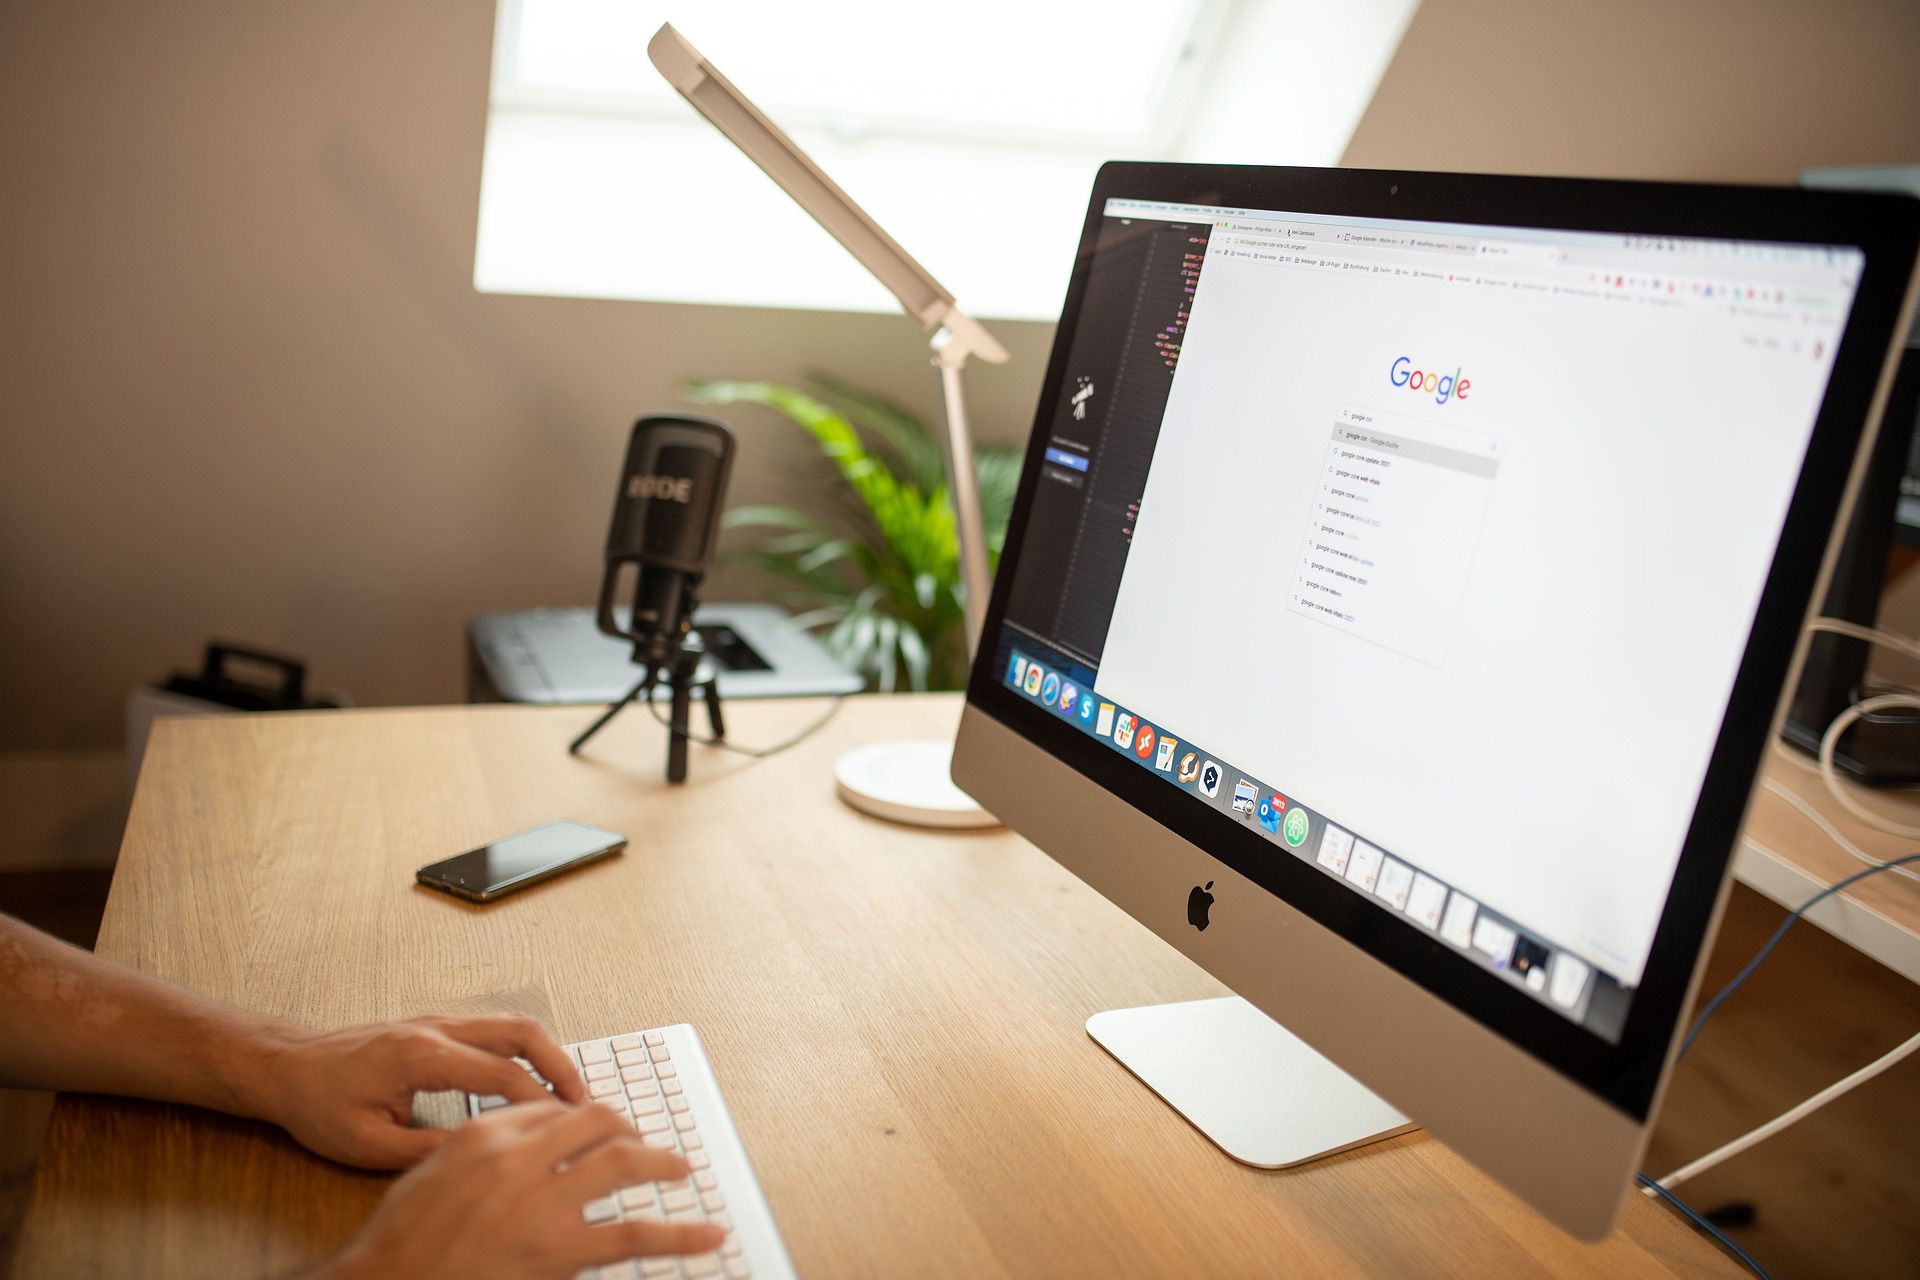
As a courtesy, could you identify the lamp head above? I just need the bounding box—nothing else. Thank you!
[647,22,1009,365]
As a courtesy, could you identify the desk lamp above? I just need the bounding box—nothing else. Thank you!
[648,22,1006,828]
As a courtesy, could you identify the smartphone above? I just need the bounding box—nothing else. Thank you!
[416,819,626,902]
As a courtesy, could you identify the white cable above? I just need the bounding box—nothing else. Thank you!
[1650,1027,1920,1192]
[1759,778,1920,886]
[1794,617,1920,837]
[1817,691,1920,837]
[1804,616,1920,668]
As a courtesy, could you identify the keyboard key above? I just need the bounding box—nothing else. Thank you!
[622,1065,657,1085]
[617,1049,651,1068]
[681,1131,703,1150]
[645,1032,666,1047]
[474,1094,509,1112]
[656,1063,678,1079]
[649,1045,670,1063]
[661,1079,683,1096]
[700,1191,725,1213]
[633,1096,665,1115]
[724,1259,751,1279]
[593,1096,630,1114]
[641,1131,676,1148]
[684,1255,721,1278]
[667,1096,690,1114]
[618,1186,655,1210]
[640,1261,677,1278]
[709,1212,732,1231]
[673,1113,696,1132]
[667,1209,705,1227]
[611,1033,643,1051]
[636,1113,671,1134]
[600,1264,640,1280]
[589,1078,624,1098]
[693,1171,718,1191]
[584,1061,618,1081]
[579,1041,614,1066]
[583,1196,619,1225]
[661,1187,698,1213]
[721,1238,742,1258]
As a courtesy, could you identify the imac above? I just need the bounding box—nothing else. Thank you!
[952,164,1920,1238]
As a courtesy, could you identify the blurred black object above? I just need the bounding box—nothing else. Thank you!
[162,642,341,712]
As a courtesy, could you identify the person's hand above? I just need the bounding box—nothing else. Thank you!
[245,1013,586,1169]
[315,1100,726,1280]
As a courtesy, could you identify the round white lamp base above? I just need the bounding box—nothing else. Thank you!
[833,739,1000,829]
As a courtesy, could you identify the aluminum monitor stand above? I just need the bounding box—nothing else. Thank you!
[1088,997,1414,1167]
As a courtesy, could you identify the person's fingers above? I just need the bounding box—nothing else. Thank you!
[355,1123,449,1170]
[424,1015,587,1104]
[406,1039,556,1105]
[448,1097,572,1153]
[501,1096,644,1174]
[568,1218,729,1267]
[545,1134,689,1204]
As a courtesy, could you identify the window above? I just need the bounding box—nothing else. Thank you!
[474,0,1420,319]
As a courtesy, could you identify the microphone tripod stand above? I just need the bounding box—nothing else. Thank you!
[568,618,727,785]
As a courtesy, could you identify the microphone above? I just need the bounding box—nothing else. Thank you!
[571,414,735,773]
[595,414,735,667]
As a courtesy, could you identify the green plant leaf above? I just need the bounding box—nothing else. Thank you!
[806,372,947,496]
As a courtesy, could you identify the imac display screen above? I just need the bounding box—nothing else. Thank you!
[985,187,1867,1054]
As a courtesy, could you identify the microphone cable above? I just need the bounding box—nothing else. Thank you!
[644,688,847,759]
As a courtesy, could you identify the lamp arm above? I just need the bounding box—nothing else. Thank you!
[932,329,993,658]
[649,21,1008,661]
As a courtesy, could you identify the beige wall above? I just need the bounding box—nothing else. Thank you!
[1342,0,1920,182]
[5,0,1920,754]
[0,0,1053,751]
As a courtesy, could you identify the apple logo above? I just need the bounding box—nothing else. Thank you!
[1187,881,1214,931]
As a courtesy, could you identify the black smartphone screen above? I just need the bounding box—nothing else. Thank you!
[417,820,626,900]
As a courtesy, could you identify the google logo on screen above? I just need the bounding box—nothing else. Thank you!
[1389,356,1471,405]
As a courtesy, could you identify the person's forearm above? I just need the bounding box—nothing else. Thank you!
[0,914,296,1117]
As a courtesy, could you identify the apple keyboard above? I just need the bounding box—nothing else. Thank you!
[469,1025,797,1280]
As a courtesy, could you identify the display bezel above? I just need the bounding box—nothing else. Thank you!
[966,163,1920,1119]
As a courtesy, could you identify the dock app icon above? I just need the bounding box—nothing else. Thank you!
[1113,713,1137,751]
[1198,760,1223,797]
[1231,779,1258,815]
[1095,703,1116,737]
[1155,738,1177,771]
[1257,791,1286,834]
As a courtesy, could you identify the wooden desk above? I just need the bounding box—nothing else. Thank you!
[15,697,1733,1277]
[1738,746,1920,984]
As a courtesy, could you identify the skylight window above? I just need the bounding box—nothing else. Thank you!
[475,0,1419,319]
